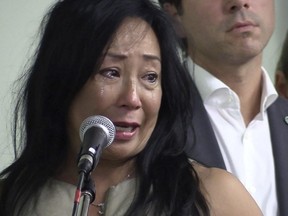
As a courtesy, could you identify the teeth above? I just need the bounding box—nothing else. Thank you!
[115,126,133,132]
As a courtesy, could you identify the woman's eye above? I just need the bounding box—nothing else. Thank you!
[143,73,158,83]
[99,69,119,79]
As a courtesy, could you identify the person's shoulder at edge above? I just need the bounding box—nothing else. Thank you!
[191,161,263,216]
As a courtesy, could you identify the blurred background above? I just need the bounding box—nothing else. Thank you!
[0,0,287,171]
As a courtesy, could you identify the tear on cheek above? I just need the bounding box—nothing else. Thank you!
[100,87,105,96]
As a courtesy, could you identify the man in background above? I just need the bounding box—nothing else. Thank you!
[169,0,288,215]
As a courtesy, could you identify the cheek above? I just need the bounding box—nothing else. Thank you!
[144,89,162,124]
[71,84,102,118]
[182,13,211,41]
[265,7,275,32]
[68,81,115,131]
[138,91,161,152]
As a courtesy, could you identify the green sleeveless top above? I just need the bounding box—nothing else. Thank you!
[23,178,138,216]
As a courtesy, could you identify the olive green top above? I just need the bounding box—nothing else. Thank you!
[23,178,137,216]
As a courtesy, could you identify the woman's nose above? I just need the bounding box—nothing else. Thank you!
[118,80,142,110]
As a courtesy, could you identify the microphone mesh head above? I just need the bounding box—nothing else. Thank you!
[79,115,115,147]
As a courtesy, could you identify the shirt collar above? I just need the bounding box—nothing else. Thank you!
[185,57,278,112]
[261,67,278,111]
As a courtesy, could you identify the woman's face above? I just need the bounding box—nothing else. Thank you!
[68,18,162,162]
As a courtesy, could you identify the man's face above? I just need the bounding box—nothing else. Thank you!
[179,0,275,66]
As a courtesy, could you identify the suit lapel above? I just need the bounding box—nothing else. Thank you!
[267,96,288,216]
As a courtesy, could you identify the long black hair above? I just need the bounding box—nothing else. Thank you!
[0,0,209,215]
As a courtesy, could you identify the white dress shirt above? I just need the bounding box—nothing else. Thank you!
[186,57,279,216]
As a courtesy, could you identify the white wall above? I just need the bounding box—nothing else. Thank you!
[0,0,56,171]
[263,0,288,75]
[0,1,287,171]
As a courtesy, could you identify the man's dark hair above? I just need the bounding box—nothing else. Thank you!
[158,0,174,6]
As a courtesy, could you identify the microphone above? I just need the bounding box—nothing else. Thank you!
[77,115,115,174]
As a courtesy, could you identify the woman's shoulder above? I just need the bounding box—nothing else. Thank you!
[21,179,75,215]
[191,161,263,216]
[192,161,238,187]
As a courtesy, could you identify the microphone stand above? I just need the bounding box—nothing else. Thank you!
[72,155,97,216]
[77,176,96,216]
[72,146,97,216]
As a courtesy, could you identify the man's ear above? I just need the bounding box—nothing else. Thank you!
[275,71,288,98]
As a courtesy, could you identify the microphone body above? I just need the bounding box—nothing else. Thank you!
[77,115,115,174]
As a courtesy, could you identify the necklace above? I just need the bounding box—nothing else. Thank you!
[90,171,134,215]
[91,202,105,215]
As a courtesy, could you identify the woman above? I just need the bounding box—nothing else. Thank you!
[0,0,262,215]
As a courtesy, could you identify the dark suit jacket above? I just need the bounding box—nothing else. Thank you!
[186,92,288,216]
